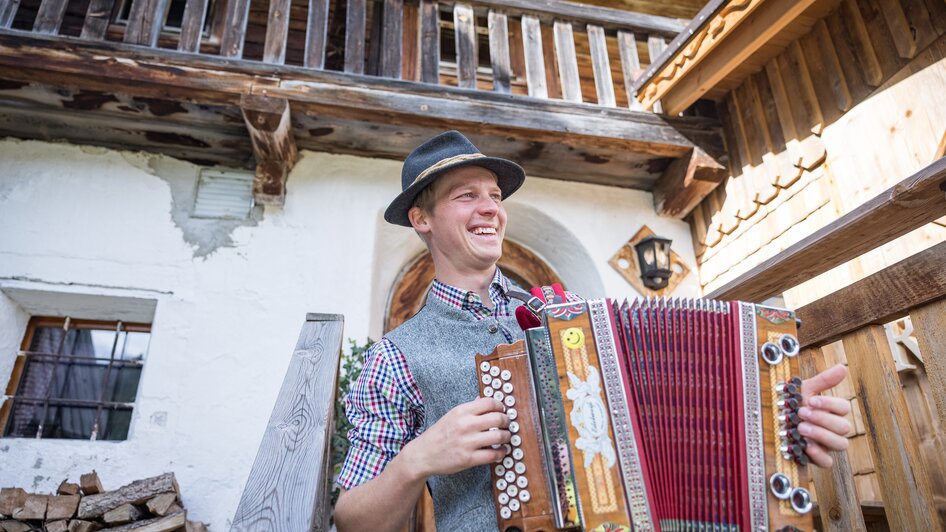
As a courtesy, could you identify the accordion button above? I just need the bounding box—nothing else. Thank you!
[491,378,502,389]
[496,478,508,490]
[512,448,524,460]
[506,485,519,497]
[480,361,491,372]
[500,370,511,381]
[482,374,491,385]
[519,490,531,502]
[495,464,506,476]
[514,462,526,475]
[504,471,516,483]
[508,499,520,512]
[498,493,509,505]
[490,366,501,377]
[500,506,511,520]
[503,444,512,455]
[483,387,494,397]
[494,391,505,402]
[507,408,518,420]
[503,457,514,469]
[502,382,514,394]
[509,421,520,433]
[510,435,521,446]
[504,396,516,407]
[516,475,528,488]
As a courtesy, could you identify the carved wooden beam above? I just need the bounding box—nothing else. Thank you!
[240,94,297,205]
[652,147,727,218]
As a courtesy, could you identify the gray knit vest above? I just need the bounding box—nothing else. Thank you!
[386,289,525,532]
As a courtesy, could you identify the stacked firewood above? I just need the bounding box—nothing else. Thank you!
[0,472,208,532]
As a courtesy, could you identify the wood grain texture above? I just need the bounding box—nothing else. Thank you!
[706,156,946,302]
[262,0,292,64]
[453,3,476,89]
[240,94,298,205]
[553,21,581,103]
[841,326,942,531]
[616,30,643,110]
[799,347,867,532]
[81,0,118,40]
[796,241,946,348]
[123,0,170,46]
[587,24,614,107]
[220,0,251,57]
[381,0,403,78]
[488,10,512,93]
[401,2,419,81]
[419,0,439,83]
[0,0,18,28]
[645,35,665,113]
[78,474,179,519]
[345,0,366,73]
[32,0,69,34]
[652,147,727,219]
[909,298,946,455]
[231,315,344,532]
[521,15,548,98]
[303,0,330,68]
[177,0,208,52]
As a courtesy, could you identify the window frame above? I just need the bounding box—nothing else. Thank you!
[1,316,151,441]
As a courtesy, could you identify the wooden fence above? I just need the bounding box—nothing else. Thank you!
[0,0,684,110]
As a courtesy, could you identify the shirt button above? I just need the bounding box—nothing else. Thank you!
[488,323,499,334]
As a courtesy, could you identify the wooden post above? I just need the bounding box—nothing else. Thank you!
[345,0,366,74]
[177,0,208,52]
[909,298,946,444]
[240,95,298,206]
[453,3,476,89]
[520,15,547,99]
[123,0,171,47]
[231,313,344,532]
[646,35,666,113]
[617,30,643,111]
[220,0,252,58]
[304,0,330,68]
[0,0,19,28]
[799,347,867,532]
[380,0,403,78]
[32,0,69,34]
[587,24,615,107]
[418,0,439,84]
[262,0,293,64]
[487,10,511,93]
[841,326,942,531]
[552,21,580,103]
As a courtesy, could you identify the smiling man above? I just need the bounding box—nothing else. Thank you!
[333,131,851,532]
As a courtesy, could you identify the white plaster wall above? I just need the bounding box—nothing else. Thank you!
[0,137,697,528]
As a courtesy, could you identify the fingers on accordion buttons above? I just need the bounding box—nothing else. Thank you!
[508,499,521,512]
[490,366,500,377]
[483,386,494,397]
[510,435,521,447]
[503,443,512,455]
[503,456,514,469]
[512,448,524,460]
[494,391,505,402]
[480,361,490,372]
[500,506,511,520]
[519,490,530,502]
[507,408,517,420]
[498,493,509,505]
[500,369,511,381]
[504,395,516,407]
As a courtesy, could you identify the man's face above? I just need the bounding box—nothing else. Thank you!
[411,166,507,272]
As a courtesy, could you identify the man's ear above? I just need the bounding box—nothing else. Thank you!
[408,206,431,234]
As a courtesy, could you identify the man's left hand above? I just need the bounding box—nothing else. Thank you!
[799,364,852,468]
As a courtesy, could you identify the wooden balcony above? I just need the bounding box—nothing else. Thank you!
[0,0,725,210]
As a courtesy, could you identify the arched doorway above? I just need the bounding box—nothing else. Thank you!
[384,239,564,333]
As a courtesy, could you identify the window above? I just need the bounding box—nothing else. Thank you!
[114,0,214,32]
[1,317,150,441]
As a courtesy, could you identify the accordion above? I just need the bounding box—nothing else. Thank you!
[476,298,813,532]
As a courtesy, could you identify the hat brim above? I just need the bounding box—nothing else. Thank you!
[384,156,525,227]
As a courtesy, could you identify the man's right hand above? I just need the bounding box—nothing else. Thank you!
[402,397,511,479]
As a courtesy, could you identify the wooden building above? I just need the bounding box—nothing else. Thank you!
[0,0,943,529]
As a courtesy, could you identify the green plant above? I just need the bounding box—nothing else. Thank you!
[330,337,372,508]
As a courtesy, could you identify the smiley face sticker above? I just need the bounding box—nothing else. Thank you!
[562,327,585,349]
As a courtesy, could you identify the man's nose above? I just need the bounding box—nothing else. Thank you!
[476,195,499,215]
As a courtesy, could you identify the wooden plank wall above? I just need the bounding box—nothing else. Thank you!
[691,0,946,298]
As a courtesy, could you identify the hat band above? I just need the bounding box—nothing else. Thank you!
[413,153,487,184]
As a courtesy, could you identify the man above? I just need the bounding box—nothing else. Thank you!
[334,131,851,531]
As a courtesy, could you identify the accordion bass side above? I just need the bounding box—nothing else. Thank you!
[475,298,814,532]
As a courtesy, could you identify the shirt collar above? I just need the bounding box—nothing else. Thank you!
[430,268,510,310]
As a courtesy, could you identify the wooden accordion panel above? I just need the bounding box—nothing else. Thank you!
[478,298,815,532]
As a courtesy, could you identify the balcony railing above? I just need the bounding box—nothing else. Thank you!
[0,0,685,110]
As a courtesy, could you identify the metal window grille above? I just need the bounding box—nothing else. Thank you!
[1,317,151,441]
